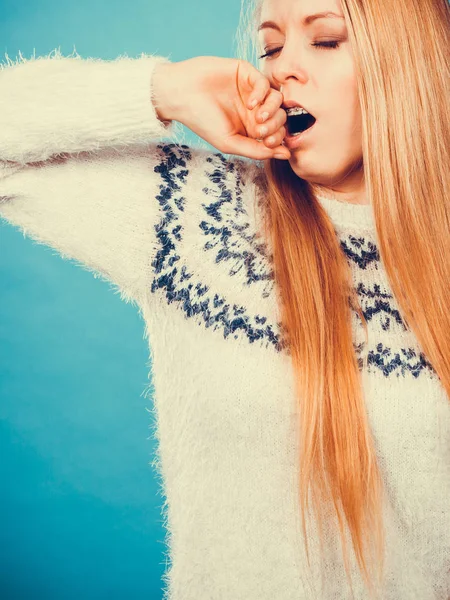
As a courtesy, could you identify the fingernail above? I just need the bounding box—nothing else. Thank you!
[274,153,288,160]
[249,98,257,109]
[259,125,268,137]
[260,111,269,122]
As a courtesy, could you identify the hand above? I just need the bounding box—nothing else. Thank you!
[157,56,291,161]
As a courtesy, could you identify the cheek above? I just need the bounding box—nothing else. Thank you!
[326,73,361,138]
[324,53,358,112]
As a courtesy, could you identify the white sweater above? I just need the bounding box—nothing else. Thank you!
[0,49,449,600]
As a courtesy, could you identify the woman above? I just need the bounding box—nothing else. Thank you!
[0,0,448,598]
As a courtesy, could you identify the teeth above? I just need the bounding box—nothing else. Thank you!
[285,106,310,116]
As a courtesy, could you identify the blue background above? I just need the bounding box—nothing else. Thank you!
[0,1,246,598]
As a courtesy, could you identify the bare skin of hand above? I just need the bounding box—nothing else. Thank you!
[152,56,291,161]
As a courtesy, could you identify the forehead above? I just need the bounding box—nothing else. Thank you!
[260,0,343,21]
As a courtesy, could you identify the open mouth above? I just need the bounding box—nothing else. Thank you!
[286,112,317,136]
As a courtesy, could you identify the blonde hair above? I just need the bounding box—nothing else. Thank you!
[234,0,450,596]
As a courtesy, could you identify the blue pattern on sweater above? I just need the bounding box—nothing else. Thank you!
[151,143,284,352]
[150,143,434,378]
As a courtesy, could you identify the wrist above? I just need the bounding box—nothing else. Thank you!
[152,61,181,124]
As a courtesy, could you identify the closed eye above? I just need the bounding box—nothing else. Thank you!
[259,41,340,59]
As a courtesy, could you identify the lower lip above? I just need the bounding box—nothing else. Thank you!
[284,121,317,150]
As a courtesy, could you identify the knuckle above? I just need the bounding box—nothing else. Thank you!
[258,77,269,93]
[271,89,283,102]
[268,91,282,108]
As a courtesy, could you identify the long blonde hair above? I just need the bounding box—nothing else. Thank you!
[235,0,450,596]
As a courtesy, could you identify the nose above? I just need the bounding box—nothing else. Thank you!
[272,49,309,90]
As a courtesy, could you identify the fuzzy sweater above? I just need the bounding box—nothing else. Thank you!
[0,49,449,600]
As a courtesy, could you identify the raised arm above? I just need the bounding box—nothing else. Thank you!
[0,49,187,306]
[0,50,282,309]
[0,48,175,162]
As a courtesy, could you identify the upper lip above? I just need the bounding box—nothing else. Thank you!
[282,100,314,116]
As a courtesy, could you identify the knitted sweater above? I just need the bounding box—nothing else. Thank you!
[0,50,449,600]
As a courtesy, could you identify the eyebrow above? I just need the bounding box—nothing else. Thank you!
[257,11,344,33]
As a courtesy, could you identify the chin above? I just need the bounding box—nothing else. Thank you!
[288,156,326,181]
[290,154,362,187]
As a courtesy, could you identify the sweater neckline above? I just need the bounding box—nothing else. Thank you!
[315,194,375,231]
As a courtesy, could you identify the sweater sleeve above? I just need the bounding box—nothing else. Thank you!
[0,48,203,306]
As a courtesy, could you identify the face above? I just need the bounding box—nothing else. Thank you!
[258,0,364,194]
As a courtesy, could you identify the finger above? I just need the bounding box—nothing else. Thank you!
[261,126,288,149]
[247,74,271,110]
[256,88,285,123]
[254,108,287,141]
[224,133,291,161]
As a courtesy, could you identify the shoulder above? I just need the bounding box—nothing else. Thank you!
[149,141,268,245]
[149,141,265,192]
[149,141,268,234]
[148,143,283,352]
